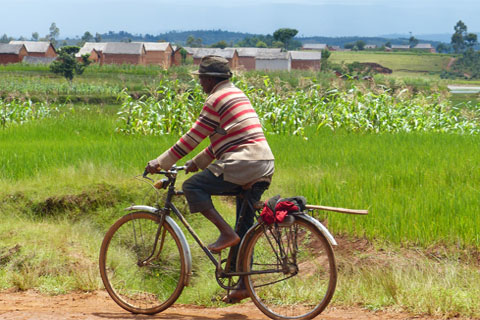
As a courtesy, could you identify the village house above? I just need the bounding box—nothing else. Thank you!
[414,43,436,53]
[225,47,281,71]
[171,46,194,66]
[171,45,181,66]
[302,43,327,51]
[255,51,291,71]
[192,48,238,69]
[364,44,377,49]
[389,44,410,51]
[0,43,27,64]
[138,42,173,68]
[102,42,146,65]
[328,45,341,51]
[76,42,107,64]
[9,40,57,58]
[289,51,321,71]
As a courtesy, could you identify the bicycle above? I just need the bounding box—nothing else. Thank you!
[99,165,368,320]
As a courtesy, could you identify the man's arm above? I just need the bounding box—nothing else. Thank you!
[192,145,216,170]
[149,104,219,171]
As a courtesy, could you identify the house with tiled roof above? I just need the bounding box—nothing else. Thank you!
[137,42,173,67]
[302,43,327,51]
[0,43,27,64]
[103,42,146,65]
[255,51,291,71]
[9,40,56,58]
[192,48,238,69]
[390,44,410,50]
[414,43,436,53]
[289,51,321,71]
[225,47,281,71]
[76,42,107,64]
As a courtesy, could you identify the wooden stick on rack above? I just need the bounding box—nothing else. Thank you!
[305,204,368,215]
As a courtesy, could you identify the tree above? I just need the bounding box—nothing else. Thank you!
[272,41,284,48]
[47,22,60,46]
[210,40,228,49]
[82,31,93,43]
[186,35,202,47]
[409,36,419,48]
[451,20,473,53]
[385,41,392,48]
[179,48,188,63]
[255,40,267,48]
[321,49,331,70]
[355,40,366,50]
[50,46,91,82]
[465,33,478,49]
[0,34,10,43]
[31,32,39,41]
[273,28,298,50]
[95,33,102,43]
[436,43,450,53]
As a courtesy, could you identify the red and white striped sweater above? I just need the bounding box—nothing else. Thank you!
[156,80,274,170]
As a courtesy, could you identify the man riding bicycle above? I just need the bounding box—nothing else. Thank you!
[145,55,274,302]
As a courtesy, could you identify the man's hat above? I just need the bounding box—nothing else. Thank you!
[191,55,232,78]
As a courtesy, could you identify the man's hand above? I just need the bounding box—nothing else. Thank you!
[145,159,161,174]
[185,160,199,173]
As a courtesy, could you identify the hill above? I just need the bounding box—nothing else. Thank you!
[90,30,443,48]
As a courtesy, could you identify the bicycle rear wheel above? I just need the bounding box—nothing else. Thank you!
[242,216,337,320]
[99,211,186,314]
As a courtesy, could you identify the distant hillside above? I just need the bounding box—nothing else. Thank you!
[98,30,260,46]
[62,30,445,48]
[298,36,442,48]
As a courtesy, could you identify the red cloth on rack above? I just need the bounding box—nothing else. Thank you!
[260,200,299,224]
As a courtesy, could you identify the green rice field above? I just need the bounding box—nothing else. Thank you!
[1,61,480,317]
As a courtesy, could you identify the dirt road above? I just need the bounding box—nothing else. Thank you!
[0,290,440,320]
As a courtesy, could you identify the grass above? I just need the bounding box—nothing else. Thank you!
[273,130,480,247]
[330,51,452,77]
[1,106,479,246]
[1,63,480,317]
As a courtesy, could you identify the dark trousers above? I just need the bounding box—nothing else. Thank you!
[182,169,267,266]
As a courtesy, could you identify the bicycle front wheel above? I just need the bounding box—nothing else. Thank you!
[243,216,337,320]
[99,211,186,314]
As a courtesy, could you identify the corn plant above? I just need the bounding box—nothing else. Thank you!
[116,79,204,135]
[116,74,480,137]
[0,98,60,128]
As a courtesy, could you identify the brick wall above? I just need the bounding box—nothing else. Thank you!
[291,60,320,71]
[0,54,24,64]
[237,57,255,71]
[103,54,145,65]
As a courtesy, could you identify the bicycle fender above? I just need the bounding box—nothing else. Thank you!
[125,205,193,286]
[297,214,337,246]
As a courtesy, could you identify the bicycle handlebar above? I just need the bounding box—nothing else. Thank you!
[143,165,187,178]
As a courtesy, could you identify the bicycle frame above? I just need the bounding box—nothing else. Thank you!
[127,167,338,286]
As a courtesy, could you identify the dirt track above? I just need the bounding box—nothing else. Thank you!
[0,290,441,320]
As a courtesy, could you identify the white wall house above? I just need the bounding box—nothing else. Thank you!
[255,51,291,71]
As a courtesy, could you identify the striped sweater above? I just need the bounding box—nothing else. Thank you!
[156,80,274,170]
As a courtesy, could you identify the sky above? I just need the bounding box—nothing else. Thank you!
[1,0,480,39]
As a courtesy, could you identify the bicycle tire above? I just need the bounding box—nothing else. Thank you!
[242,215,337,320]
[99,211,186,314]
